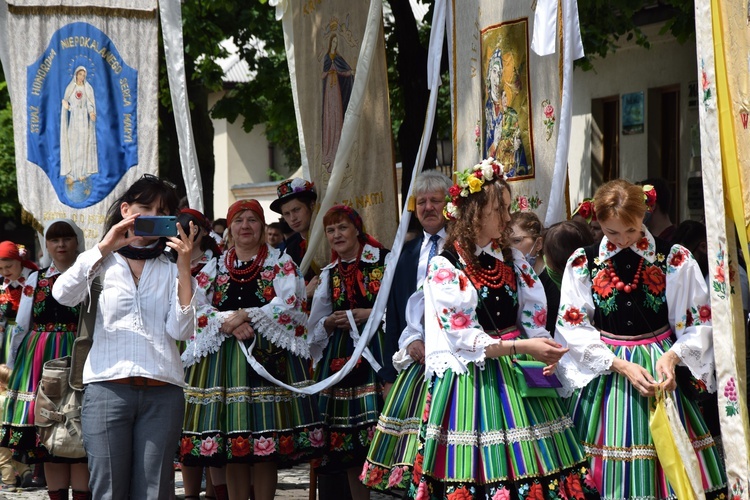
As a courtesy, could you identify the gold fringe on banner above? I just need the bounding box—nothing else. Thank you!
[21,207,43,234]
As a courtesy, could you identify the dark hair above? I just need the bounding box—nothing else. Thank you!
[640,177,672,214]
[267,222,284,231]
[212,218,227,231]
[103,175,179,237]
[45,221,77,240]
[444,179,512,267]
[543,220,595,274]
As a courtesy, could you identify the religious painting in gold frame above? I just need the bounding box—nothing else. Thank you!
[481,19,534,179]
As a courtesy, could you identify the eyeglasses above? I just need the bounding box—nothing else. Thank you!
[141,173,177,189]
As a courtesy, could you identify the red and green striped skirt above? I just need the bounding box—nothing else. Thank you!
[570,336,726,499]
[411,356,598,499]
[180,334,326,467]
[361,361,427,490]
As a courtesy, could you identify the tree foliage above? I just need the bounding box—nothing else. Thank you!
[0,81,20,218]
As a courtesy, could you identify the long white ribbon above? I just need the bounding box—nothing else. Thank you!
[159,0,204,211]
[544,0,584,226]
[237,0,446,394]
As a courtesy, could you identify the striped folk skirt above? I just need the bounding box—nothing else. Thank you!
[411,356,598,500]
[569,334,726,499]
[313,327,385,473]
[0,325,82,463]
[361,361,427,490]
[180,334,326,467]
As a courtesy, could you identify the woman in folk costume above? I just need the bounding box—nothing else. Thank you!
[412,159,598,500]
[0,220,90,499]
[180,199,325,500]
[307,205,390,500]
[0,241,38,365]
[556,179,726,499]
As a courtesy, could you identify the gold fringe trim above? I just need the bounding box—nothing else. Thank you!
[8,5,156,18]
[21,207,43,234]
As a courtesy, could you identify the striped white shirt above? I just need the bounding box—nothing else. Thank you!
[52,246,201,386]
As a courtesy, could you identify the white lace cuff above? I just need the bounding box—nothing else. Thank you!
[181,310,233,367]
[671,343,716,392]
[246,307,311,359]
[308,316,330,366]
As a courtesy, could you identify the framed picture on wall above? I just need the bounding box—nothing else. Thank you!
[622,91,644,135]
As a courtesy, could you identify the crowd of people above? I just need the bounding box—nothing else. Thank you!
[0,163,743,500]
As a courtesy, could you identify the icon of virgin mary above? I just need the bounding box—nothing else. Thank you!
[60,66,98,180]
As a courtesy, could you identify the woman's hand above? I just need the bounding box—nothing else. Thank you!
[231,322,255,341]
[350,308,371,326]
[407,340,426,364]
[221,310,249,334]
[98,214,141,256]
[518,338,569,365]
[655,350,680,392]
[167,221,196,268]
[324,309,371,332]
[543,362,558,376]
[611,358,658,397]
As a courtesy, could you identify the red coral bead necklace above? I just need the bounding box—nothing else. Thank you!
[607,256,644,294]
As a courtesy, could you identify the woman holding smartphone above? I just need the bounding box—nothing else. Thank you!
[52,174,203,500]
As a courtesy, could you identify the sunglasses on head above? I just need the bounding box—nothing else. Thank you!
[140,173,177,189]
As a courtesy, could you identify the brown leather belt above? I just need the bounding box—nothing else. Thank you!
[109,377,169,387]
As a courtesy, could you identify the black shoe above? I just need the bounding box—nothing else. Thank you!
[30,476,46,489]
[19,470,33,489]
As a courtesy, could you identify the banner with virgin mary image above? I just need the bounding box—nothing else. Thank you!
[448,1,564,219]
[3,0,158,247]
[283,1,398,251]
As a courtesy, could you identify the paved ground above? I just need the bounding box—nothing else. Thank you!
[0,464,399,499]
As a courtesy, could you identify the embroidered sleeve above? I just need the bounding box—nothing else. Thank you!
[555,247,615,396]
[8,270,37,369]
[307,267,333,365]
[511,250,549,339]
[665,244,716,392]
[392,289,425,373]
[246,252,310,359]
[423,256,500,378]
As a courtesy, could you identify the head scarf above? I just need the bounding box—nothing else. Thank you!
[179,208,212,232]
[39,218,85,268]
[324,205,383,262]
[0,241,38,271]
[227,199,265,227]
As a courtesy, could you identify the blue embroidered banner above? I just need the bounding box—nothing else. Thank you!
[26,22,138,208]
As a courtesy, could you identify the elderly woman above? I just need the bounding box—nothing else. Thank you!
[52,174,201,500]
[308,205,390,500]
[0,241,38,365]
[412,159,596,499]
[0,220,89,499]
[180,199,324,500]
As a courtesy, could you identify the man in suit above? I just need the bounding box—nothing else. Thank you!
[380,170,452,396]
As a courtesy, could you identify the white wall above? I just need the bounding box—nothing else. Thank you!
[568,26,700,221]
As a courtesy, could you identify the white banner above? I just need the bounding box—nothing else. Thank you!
[3,0,159,248]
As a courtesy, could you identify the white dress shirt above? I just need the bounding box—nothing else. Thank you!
[416,228,447,285]
[52,246,201,386]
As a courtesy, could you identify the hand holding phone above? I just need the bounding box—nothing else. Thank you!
[133,216,178,237]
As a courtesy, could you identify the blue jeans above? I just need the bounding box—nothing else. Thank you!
[82,381,184,500]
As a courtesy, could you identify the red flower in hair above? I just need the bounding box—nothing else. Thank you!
[643,185,657,212]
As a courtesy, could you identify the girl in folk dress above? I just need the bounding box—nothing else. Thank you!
[556,179,726,499]
[412,159,597,500]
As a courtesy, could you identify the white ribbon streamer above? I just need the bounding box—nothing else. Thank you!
[240,0,446,394]
[159,0,204,211]
[544,0,583,226]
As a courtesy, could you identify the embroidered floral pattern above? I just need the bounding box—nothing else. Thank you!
[724,377,740,417]
[522,303,547,330]
[542,99,555,141]
[511,193,543,212]
[712,247,727,299]
[31,270,78,319]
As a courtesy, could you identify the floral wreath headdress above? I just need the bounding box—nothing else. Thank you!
[444,157,507,220]
[642,184,657,213]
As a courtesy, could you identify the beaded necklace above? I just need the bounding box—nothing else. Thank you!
[226,245,268,283]
[337,245,364,306]
[606,256,644,294]
[455,243,514,289]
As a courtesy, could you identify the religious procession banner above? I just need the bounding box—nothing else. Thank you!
[283,0,398,254]
[694,0,750,496]
[2,0,159,248]
[448,1,563,220]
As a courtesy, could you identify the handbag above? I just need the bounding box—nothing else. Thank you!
[34,356,86,458]
[69,276,101,391]
[649,387,706,500]
[512,358,562,398]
